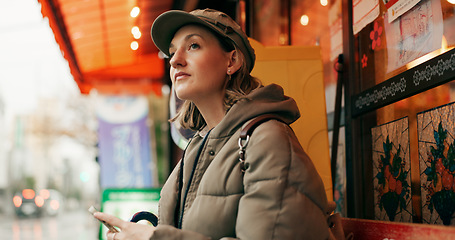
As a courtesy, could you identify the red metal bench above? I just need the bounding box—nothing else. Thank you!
[341,218,455,240]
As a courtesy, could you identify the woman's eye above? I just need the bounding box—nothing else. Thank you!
[189,43,199,50]
[168,52,175,59]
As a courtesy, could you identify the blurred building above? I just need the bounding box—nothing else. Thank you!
[0,92,7,213]
[3,95,100,215]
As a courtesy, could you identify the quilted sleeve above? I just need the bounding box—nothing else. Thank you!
[236,120,330,240]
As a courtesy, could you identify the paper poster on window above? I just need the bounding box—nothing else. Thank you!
[353,0,380,35]
[444,13,455,47]
[384,0,422,23]
[329,0,343,60]
[384,0,443,73]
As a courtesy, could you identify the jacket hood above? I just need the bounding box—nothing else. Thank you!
[209,84,300,138]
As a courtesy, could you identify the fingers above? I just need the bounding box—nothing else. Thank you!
[94,211,127,229]
[109,232,117,240]
[96,213,156,240]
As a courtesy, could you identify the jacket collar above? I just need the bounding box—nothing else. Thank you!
[208,84,300,139]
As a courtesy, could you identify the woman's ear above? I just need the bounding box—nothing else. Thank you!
[227,50,242,75]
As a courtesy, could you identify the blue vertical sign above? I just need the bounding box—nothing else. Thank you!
[97,96,154,188]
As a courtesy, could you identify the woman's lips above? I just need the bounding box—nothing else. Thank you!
[174,72,190,81]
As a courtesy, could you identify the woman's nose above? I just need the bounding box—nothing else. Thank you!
[169,49,185,68]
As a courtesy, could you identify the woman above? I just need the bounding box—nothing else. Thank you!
[94,8,334,240]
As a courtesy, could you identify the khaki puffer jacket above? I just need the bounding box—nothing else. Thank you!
[151,84,331,240]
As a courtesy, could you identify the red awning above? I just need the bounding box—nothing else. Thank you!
[37,0,173,95]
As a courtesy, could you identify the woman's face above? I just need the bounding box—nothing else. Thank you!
[169,25,232,105]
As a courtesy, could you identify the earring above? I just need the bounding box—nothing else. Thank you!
[227,69,231,81]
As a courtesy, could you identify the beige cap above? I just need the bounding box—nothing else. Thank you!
[151,9,256,72]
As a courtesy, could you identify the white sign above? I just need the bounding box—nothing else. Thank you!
[353,0,380,34]
[384,0,422,23]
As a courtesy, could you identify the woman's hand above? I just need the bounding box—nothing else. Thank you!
[94,211,155,240]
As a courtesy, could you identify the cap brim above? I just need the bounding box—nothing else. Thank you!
[151,10,220,57]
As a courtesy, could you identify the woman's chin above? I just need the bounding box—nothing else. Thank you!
[174,91,190,101]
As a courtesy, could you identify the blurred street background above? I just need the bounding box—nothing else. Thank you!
[0,0,102,239]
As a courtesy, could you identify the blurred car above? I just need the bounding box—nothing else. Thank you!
[42,189,64,216]
[13,189,64,217]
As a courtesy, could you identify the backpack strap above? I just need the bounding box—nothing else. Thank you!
[238,114,287,172]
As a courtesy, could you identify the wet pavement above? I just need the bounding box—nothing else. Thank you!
[0,209,99,240]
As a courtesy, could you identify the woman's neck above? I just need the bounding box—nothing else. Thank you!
[196,101,226,130]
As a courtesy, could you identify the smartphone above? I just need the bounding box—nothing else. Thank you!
[88,206,119,233]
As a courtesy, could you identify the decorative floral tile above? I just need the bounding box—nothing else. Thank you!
[372,117,412,222]
[418,102,455,225]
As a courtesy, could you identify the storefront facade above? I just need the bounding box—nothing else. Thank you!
[39,0,455,231]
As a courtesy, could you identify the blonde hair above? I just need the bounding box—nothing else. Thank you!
[171,44,261,131]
